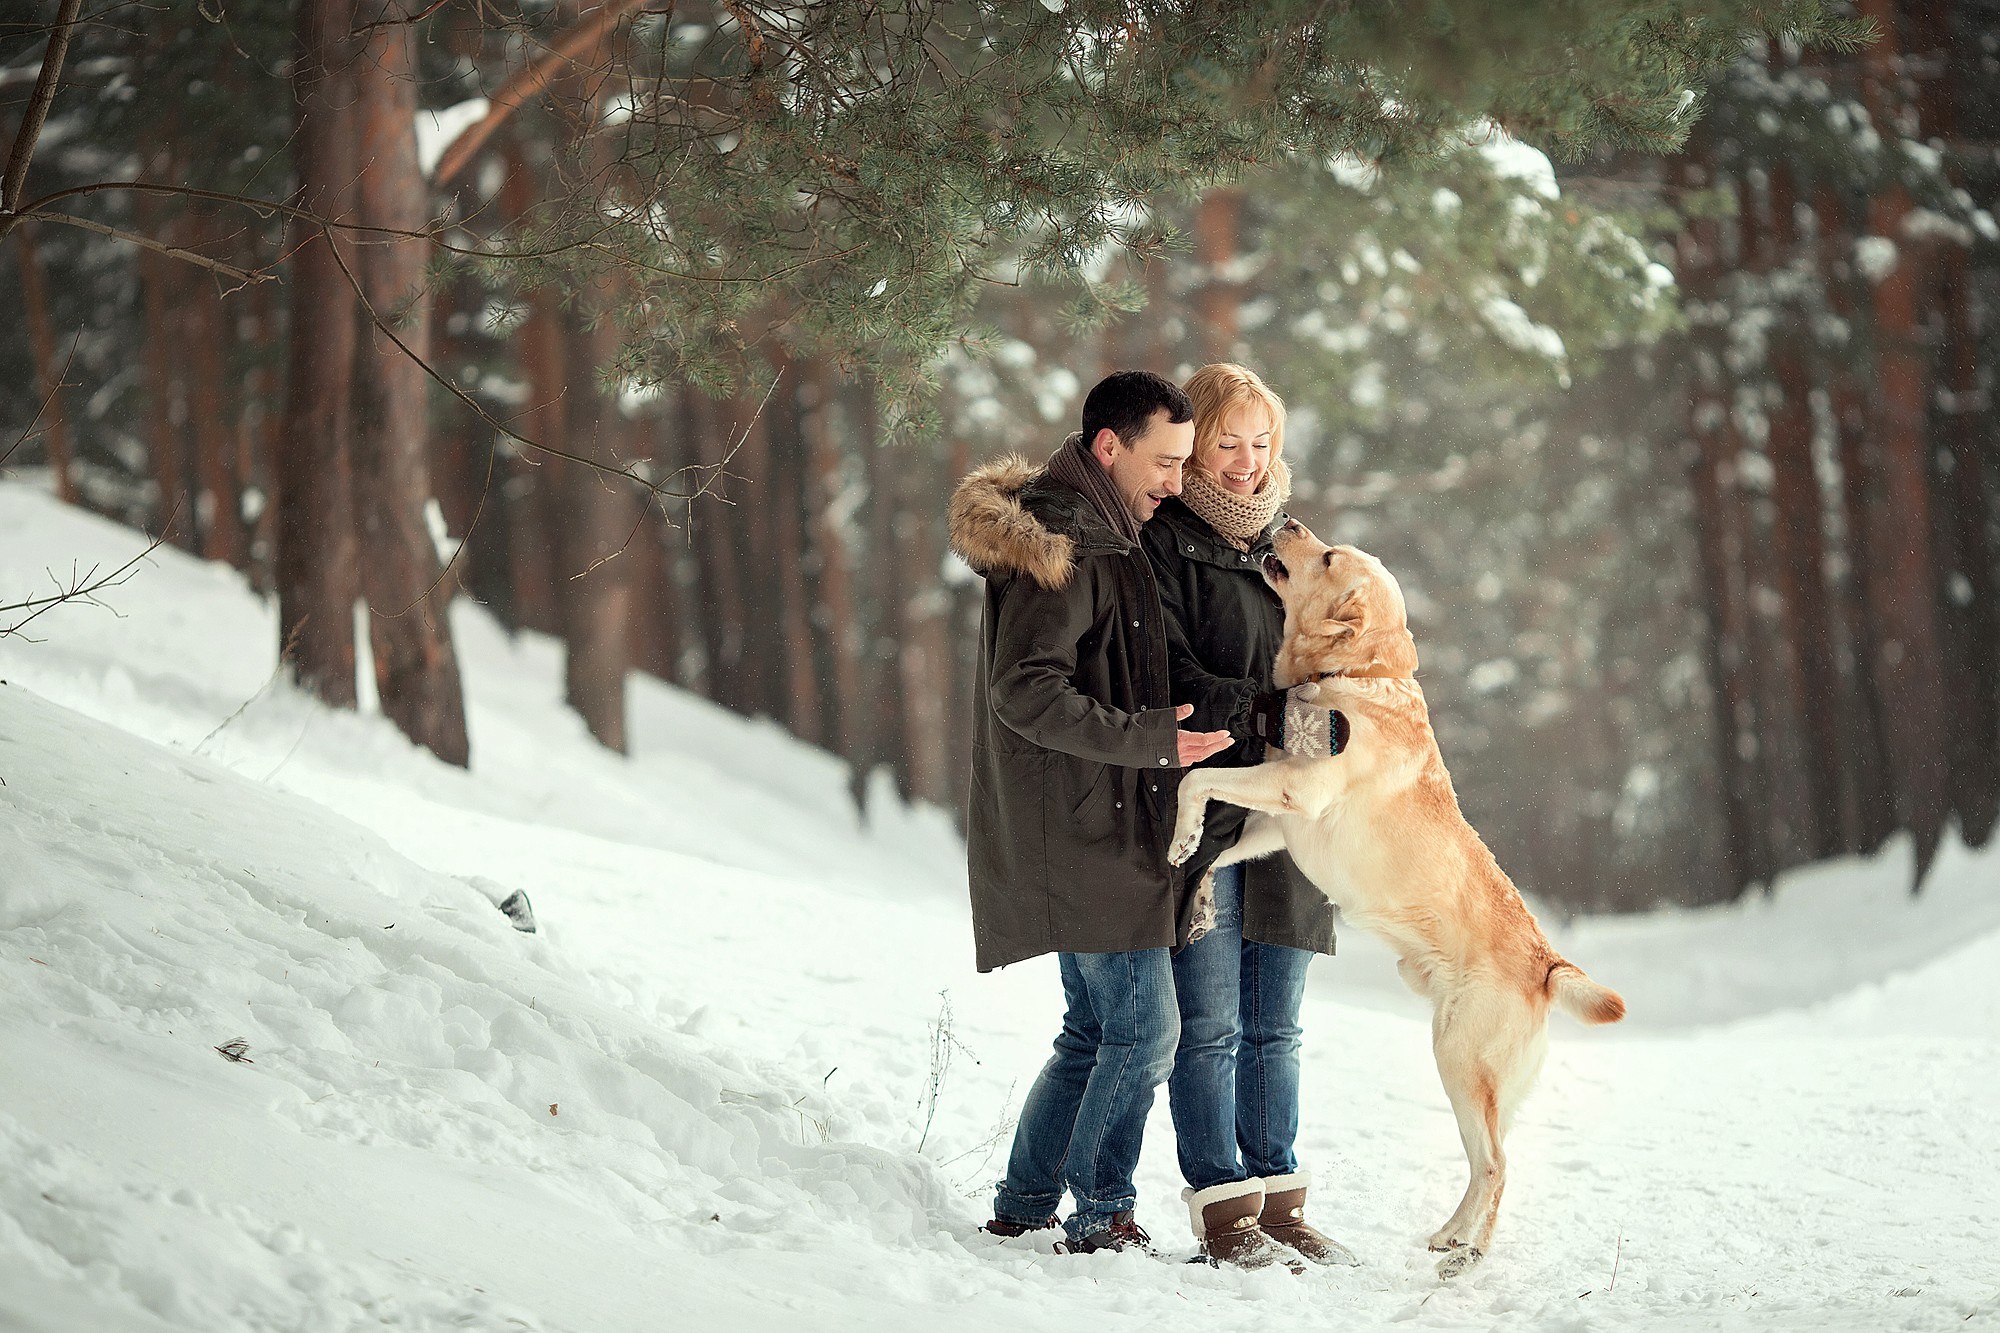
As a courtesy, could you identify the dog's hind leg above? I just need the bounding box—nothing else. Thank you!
[1427,998,1507,1280]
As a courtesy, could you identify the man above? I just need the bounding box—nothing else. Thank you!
[947,370,1233,1253]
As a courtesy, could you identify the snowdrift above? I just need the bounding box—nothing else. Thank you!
[4,483,1998,1332]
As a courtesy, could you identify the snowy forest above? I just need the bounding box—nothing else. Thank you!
[6,5,2000,1332]
[3,0,1997,917]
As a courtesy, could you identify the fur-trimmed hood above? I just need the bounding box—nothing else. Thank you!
[948,454,1084,590]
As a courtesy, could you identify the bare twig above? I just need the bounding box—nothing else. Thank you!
[1608,1230,1625,1292]
[0,0,84,229]
[0,324,82,472]
[348,0,451,37]
[31,209,274,288]
[568,374,768,581]
[193,619,307,754]
[0,514,173,640]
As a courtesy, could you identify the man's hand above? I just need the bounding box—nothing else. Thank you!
[1174,703,1233,767]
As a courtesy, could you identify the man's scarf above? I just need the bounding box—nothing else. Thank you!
[1046,431,1142,546]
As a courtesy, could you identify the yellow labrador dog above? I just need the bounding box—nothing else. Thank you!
[1168,519,1624,1280]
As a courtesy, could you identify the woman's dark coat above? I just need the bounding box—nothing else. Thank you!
[949,456,1196,972]
[1139,495,1338,956]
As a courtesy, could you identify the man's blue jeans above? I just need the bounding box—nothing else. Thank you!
[993,948,1179,1244]
[1168,863,1314,1190]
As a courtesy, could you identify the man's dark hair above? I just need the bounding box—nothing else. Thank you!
[1079,370,1193,449]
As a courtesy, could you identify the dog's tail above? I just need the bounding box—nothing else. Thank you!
[1548,961,1626,1025]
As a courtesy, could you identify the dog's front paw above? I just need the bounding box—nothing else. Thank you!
[1433,1244,1483,1281]
[1167,817,1205,866]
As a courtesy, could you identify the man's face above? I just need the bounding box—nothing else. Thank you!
[1096,410,1193,524]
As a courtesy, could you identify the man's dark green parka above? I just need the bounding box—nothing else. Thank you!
[949,456,1194,972]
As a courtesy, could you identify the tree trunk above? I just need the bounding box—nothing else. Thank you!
[627,412,685,686]
[854,375,909,803]
[138,236,191,546]
[351,7,470,766]
[1678,164,1771,894]
[186,270,245,567]
[758,360,823,744]
[1763,165,1845,858]
[803,357,863,762]
[1858,0,1950,881]
[242,276,282,591]
[683,387,747,708]
[14,222,76,505]
[557,293,640,752]
[1911,0,2000,849]
[1816,183,1900,853]
[275,0,361,708]
[726,389,785,717]
[1195,188,1245,363]
[1935,265,2000,846]
[498,139,562,637]
[898,439,953,805]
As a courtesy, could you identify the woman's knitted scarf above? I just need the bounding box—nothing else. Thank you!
[1178,456,1291,550]
[1046,431,1142,547]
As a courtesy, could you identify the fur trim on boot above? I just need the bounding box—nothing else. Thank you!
[1181,1180,1294,1271]
[1257,1170,1360,1267]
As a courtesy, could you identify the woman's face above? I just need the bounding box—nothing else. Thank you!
[1202,403,1274,496]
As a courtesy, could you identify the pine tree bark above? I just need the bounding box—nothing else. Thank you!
[759,363,823,744]
[351,8,469,766]
[1858,0,1950,879]
[186,272,245,567]
[275,0,361,708]
[1913,1,2000,848]
[683,387,748,708]
[727,389,786,717]
[242,277,282,591]
[803,357,863,761]
[853,376,911,803]
[1816,183,1900,853]
[629,413,686,686]
[14,222,76,505]
[557,294,641,753]
[1763,165,1845,858]
[897,441,952,805]
[499,139,562,636]
[1195,188,1245,363]
[138,238,190,545]
[1678,159,1771,894]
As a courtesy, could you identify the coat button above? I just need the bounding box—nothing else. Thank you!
[1114,800,1122,809]
[1186,545,1195,554]
[1157,757,1168,766]
[1131,619,1139,628]
[1150,783,1159,793]
[1240,554,1249,562]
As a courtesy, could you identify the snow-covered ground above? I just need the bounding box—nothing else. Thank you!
[2,482,1997,1333]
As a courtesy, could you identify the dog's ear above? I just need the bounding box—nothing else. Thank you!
[1324,587,1368,640]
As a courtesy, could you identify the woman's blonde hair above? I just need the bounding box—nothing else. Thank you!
[1184,362,1287,475]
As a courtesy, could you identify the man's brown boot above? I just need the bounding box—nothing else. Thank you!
[1257,1170,1360,1267]
[1182,1180,1294,1270]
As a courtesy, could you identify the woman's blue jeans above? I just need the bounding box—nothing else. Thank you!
[1168,863,1313,1190]
[993,948,1179,1244]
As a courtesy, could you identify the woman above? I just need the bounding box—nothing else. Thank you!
[1140,363,1355,1270]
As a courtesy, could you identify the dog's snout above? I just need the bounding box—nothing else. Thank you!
[1280,518,1301,534]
